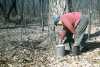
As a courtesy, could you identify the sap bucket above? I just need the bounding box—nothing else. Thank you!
[56,44,65,57]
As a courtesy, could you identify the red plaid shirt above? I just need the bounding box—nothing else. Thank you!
[59,12,81,40]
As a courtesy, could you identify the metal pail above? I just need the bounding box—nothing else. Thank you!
[55,44,65,57]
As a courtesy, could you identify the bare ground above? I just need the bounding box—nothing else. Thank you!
[0,25,100,67]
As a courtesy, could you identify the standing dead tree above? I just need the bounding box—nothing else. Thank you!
[0,1,5,16]
[67,0,73,12]
[6,0,17,20]
[0,2,3,11]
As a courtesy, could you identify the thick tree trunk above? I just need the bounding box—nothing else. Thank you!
[48,0,68,55]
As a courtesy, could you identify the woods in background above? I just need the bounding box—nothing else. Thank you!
[0,0,99,26]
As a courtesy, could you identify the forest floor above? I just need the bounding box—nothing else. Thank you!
[0,24,100,67]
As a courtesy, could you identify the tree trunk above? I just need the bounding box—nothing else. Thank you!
[68,0,73,12]
[48,0,68,54]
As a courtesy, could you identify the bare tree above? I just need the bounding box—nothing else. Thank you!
[68,0,73,12]
[6,0,17,20]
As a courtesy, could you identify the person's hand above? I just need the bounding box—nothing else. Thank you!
[59,39,65,44]
[58,30,66,39]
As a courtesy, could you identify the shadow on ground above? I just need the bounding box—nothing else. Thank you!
[85,42,100,51]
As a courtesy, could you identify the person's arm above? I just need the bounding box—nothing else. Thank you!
[63,21,76,34]
[58,30,66,43]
